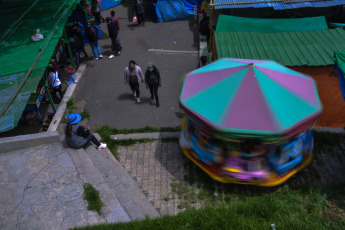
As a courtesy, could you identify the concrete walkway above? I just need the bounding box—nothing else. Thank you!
[0,139,158,230]
[73,4,198,130]
[0,142,106,230]
[111,131,180,140]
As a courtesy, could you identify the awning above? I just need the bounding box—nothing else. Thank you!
[216,14,328,33]
[0,0,81,133]
[212,0,345,10]
[215,28,345,66]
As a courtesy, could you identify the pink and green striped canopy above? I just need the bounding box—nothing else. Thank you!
[180,59,322,138]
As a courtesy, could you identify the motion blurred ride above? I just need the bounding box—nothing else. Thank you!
[179,59,322,186]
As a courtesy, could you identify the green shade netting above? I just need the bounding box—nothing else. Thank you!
[0,0,80,133]
[215,15,328,33]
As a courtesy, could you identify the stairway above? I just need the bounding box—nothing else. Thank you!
[66,133,159,224]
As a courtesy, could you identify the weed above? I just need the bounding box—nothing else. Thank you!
[80,109,90,120]
[66,98,76,111]
[83,183,103,215]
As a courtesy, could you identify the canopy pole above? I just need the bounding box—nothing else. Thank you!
[63,29,76,69]
[44,70,57,113]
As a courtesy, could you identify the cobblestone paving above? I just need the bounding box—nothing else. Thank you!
[118,140,345,216]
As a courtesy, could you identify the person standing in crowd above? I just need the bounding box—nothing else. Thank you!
[71,19,88,59]
[105,17,121,58]
[110,10,120,39]
[68,37,81,67]
[65,113,107,150]
[47,65,64,103]
[124,60,144,103]
[145,63,161,107]
[86,23,103,60]
[91,0,102,25]
[64,60,77,83]
[135,0,145,26]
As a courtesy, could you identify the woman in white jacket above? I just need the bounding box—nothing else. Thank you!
[124,60,145,103]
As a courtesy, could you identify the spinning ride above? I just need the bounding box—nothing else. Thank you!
[179,59,322,186]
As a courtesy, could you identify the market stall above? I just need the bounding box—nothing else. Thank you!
[179,58,323,186]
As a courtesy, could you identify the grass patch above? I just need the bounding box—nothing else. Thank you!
[96,124,180,136]
[66,98,76,111]
[95,124,180,160]
[83,183,103,215]
[72,187,345,230]
[80,109,90,120]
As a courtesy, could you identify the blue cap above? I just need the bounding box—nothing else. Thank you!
[67,113,81,124]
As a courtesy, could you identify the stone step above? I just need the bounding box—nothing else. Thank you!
[84,134,160,220]
[111,131,180,140]
[67,147,131,224]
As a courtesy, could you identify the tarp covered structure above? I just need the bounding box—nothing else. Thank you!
[213,15,345,127]
[216,15,328,33]
[212,0,345,10]
[0,0,81,133]
[85,0,122,10]
[156,0,203,22]
[215,28,345,66]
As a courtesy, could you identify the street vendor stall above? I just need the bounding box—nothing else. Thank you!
[179,58,323,186]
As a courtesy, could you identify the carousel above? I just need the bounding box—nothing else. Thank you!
[179,58,322,186]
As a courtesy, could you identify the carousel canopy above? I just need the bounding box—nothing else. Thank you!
[180,58,322,139]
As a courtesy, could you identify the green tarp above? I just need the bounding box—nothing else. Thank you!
[0,0,80,133]
[216,15,328,33]
[215,28,345,66]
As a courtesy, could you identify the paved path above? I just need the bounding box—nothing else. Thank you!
[73,4,198,130]
[117,140,345,216]
[0,142,106,230]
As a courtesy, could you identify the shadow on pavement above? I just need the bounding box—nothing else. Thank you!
[117,93,134,101]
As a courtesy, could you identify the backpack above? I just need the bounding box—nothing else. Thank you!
[136,3,144,14]
[88,26,98,42]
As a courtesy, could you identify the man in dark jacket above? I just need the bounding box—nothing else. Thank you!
[69,36,81,67]
[71,19,88,59]
[135,0,145,26]
[106,17,121,58]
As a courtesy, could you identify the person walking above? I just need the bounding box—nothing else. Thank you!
[65,113,107,150]
[86,23,103,60]
[135,0,145,26]
[124,60,144,103]
[91,0,102,25]
[105,17,121,58]
[47,65,64,103]
[145,63,161,107]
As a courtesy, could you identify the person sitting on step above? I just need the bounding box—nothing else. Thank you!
[65,113,107,150]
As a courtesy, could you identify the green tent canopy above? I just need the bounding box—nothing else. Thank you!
[0,0,81,133]
[215,28,345,66]
[216,15,328,33]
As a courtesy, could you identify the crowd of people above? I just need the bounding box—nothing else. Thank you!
[63,1,162,150]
